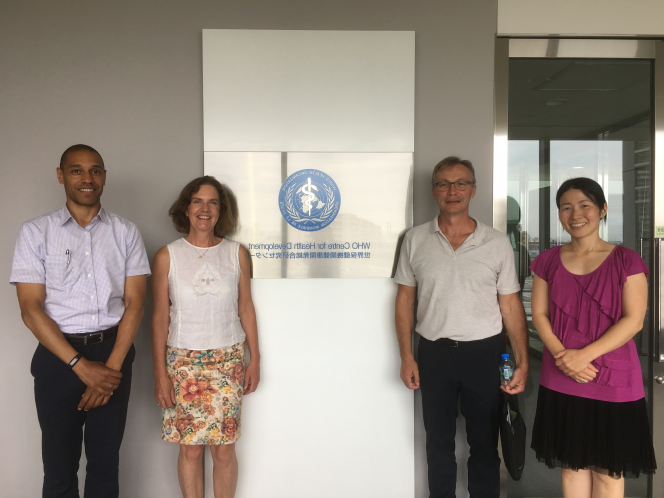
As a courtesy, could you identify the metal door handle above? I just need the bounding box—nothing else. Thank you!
[658,239,663,362]
[655,376,664,385]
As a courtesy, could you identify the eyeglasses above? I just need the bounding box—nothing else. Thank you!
[434,180,475,192]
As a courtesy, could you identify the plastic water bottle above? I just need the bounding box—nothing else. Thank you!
[499,354,515,386]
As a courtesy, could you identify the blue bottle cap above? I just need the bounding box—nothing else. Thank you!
[501,354,510,359]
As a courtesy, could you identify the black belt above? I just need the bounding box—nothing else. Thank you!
[435,335,499,348]
[63,326,118,345]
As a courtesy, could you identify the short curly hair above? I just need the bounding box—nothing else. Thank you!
[169,176,237,237]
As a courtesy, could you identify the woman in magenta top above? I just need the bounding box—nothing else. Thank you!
[530,178,656,498]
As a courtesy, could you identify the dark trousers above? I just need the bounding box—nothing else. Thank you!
[418,334,502,498]
[31,337,135,498]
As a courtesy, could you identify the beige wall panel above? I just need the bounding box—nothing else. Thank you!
[499,0,664,37]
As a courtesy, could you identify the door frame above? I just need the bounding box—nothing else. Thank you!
[493,37,664,498]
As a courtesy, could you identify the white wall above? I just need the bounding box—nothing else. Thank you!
[203,30,415,153]
[0,1,498,497]
[202,29,415,497]
[233,279,412,497]
[498,0,664,37]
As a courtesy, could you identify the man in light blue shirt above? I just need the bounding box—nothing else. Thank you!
[10,144,150,498]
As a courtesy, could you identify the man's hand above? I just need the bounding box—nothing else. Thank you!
[400,356,420,390]
[78,387,112,411]
[243,361,260,395]
[73,358,121,410]
[554,349,594,377]
[155,373,176,409]
[498,292,529,395]
[500,366,528,394]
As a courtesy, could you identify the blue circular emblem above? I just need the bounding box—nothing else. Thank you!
[278,169,341,231]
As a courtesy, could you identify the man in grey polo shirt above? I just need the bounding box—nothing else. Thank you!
[395,156,529,498]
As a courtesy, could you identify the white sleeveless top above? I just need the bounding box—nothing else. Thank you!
[167,238,246,350]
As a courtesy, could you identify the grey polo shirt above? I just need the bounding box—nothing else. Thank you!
[394,217,520,341]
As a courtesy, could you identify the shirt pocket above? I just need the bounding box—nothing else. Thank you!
[44,254,73,288]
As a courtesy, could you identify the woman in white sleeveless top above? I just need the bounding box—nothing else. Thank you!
[152,176,260,498]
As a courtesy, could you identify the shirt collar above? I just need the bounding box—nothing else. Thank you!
[429,216,440,234]
[430,216,487,246]
[58,205,109,226]
[97,207,110,225]
[57,206,73,226]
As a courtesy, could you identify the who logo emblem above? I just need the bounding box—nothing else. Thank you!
[278,169,341,232]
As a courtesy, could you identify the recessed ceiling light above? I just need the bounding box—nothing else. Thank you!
[572,167,583,169]
[544,99,569,106]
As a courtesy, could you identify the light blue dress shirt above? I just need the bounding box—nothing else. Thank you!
[10,206,151,334]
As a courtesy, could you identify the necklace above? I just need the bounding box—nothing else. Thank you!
[186,237,221,259]
[194,247,209,259]
[189,244,211,260]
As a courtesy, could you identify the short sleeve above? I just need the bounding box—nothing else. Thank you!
[124,224,151,277]
[496,236,521,295]
[393,233,416,287]
[9,223,46,285]
[529,247,558,283]
[622,246,649,278]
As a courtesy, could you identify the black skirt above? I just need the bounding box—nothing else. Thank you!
[531,385,657,479]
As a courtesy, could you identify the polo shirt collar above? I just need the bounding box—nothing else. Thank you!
[429,216,440,234]
[58,205,109,226]
[430,215,487,246]
[470,219,487,245]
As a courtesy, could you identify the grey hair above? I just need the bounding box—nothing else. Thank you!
[431,156,476,185]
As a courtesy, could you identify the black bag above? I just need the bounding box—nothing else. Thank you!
[499,392,526,481]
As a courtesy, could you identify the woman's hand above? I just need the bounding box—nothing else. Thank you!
[570,365,599,384]
[554,349,596,377]
[243,361,260,395]
[155,373,176,409]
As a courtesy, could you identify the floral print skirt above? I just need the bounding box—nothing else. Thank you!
[162,342,244,445]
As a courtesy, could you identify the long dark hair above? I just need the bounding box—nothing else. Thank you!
[555,177,607,222]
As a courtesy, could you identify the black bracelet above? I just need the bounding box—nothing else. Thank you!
[68,353,82,370]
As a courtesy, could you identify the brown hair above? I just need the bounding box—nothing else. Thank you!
[169,176,237,237]
[431,156,476,185]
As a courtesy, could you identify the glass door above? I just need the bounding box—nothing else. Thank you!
[494,39,664,498]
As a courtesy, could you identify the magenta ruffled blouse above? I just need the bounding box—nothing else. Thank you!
[530,245,649,402]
